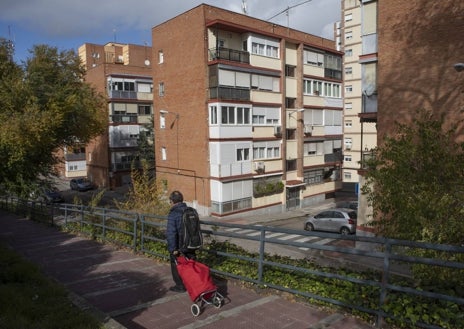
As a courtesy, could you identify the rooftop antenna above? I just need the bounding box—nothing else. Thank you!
[267,0,312,28]
[242,0,248,15]
[113,28,117,42]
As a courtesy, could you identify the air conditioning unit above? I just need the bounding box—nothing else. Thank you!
[254,161,265,172]
[274,126,282,136]
[304,124,313,135]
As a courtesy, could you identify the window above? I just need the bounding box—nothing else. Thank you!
[220,105,251,125]
[236,148,250,161]
[345,155,352,162]
[344,172,352,180]
[304,169,324,185]
[345,31,353,40]
[345,13,353,22]
[253,142,280,160]
[345,85,353,94]
[236,107,250,124]
[109,80,135,91]
[251,74,280,92]
[286,159,297,171]
[252,106,280,126]
[158,82,165,96]
[285,65,295,77]
[345,67,352,75]
[304,142,323,156]
[250,35,279,58]
[161,147,167,160]
[304,49,324,66]
[303,79,341,98]
[345,49,353,57]
[345,120,352,127]
[138,105,151,115]
[209,106,218,125]
[160,113,166,129]
[158,50,164,64]
[345,102,353,110]
[285,97,296,108]
[344,138,352,150]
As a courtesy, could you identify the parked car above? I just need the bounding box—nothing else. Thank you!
[304,208,357,235]
[70,178,94,192]
[336,201,358,211]
[43,188,65,203]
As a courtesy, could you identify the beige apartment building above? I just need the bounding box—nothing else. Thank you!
[340,0,377,195]
[78,42,153,189]
[152,4,344,217]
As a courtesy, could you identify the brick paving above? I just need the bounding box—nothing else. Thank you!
[0,210,374,329]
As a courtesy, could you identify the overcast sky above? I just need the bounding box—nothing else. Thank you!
[1,0,341,63]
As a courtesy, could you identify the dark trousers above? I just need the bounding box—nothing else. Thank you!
[170,251,196,288]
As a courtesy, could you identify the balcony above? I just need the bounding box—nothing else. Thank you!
[65,153,86,161]
[110,114,138,124]
[108,90,137,100]
[209,47,250,64]
[112,160,141,172]
[209,86,250,101]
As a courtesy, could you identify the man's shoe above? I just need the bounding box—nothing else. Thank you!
[169,285,186,293]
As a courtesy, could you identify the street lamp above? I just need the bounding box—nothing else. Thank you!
[454,63,464,72]
[159,109,180,171]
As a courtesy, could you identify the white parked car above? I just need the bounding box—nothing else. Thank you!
[304,208,357,235]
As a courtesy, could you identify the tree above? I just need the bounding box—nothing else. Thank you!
[362,110,464,290]
[362,109,464,246]
[115,160,170,216]
[0,41,106,197]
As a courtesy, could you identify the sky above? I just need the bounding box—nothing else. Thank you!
[0,0,341,63]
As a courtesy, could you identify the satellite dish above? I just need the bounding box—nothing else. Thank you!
[144,59,150,66]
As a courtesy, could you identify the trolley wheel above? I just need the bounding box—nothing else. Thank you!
[191,303,201,317]
[212,296,222,308]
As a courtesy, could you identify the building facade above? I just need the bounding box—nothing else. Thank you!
[356,0,464,226]
[152,4,343,217]
[340,0,377,195]
[79,42,153,189]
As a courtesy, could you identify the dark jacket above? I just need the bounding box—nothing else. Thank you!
[166,202,187,253]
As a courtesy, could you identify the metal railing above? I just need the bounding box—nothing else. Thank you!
[1,196,463,329]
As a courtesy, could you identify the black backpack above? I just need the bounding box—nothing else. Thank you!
[181,207,203,250]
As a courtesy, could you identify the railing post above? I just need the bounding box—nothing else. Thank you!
[258,228,266,284]
[133,214,139,251]
[377,239,392,328]
[102,208,106,240]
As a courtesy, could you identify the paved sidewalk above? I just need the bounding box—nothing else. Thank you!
[0,209,374,329]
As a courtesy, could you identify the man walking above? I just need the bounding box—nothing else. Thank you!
[166,190,195,292]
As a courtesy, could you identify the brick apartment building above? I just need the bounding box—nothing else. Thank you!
[78,42,153,189]
[353,0,464,225]
[152,4,343,217]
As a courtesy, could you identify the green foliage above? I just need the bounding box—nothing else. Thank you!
[0,243,104,329]
[0,40,106,197]
[362,109,464,245]
[115,160,171,215]
[253,180,284,198]
[361,109,464,301]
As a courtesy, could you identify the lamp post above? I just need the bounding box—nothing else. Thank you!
[454,63,464,72]
[159,110,180,171]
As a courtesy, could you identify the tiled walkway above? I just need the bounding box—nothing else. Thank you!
[1,210,374,329]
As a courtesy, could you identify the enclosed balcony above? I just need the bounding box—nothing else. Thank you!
[110,114,138,124]
[209,86,250,101]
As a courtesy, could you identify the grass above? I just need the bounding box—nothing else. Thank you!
[0,243,104,329]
